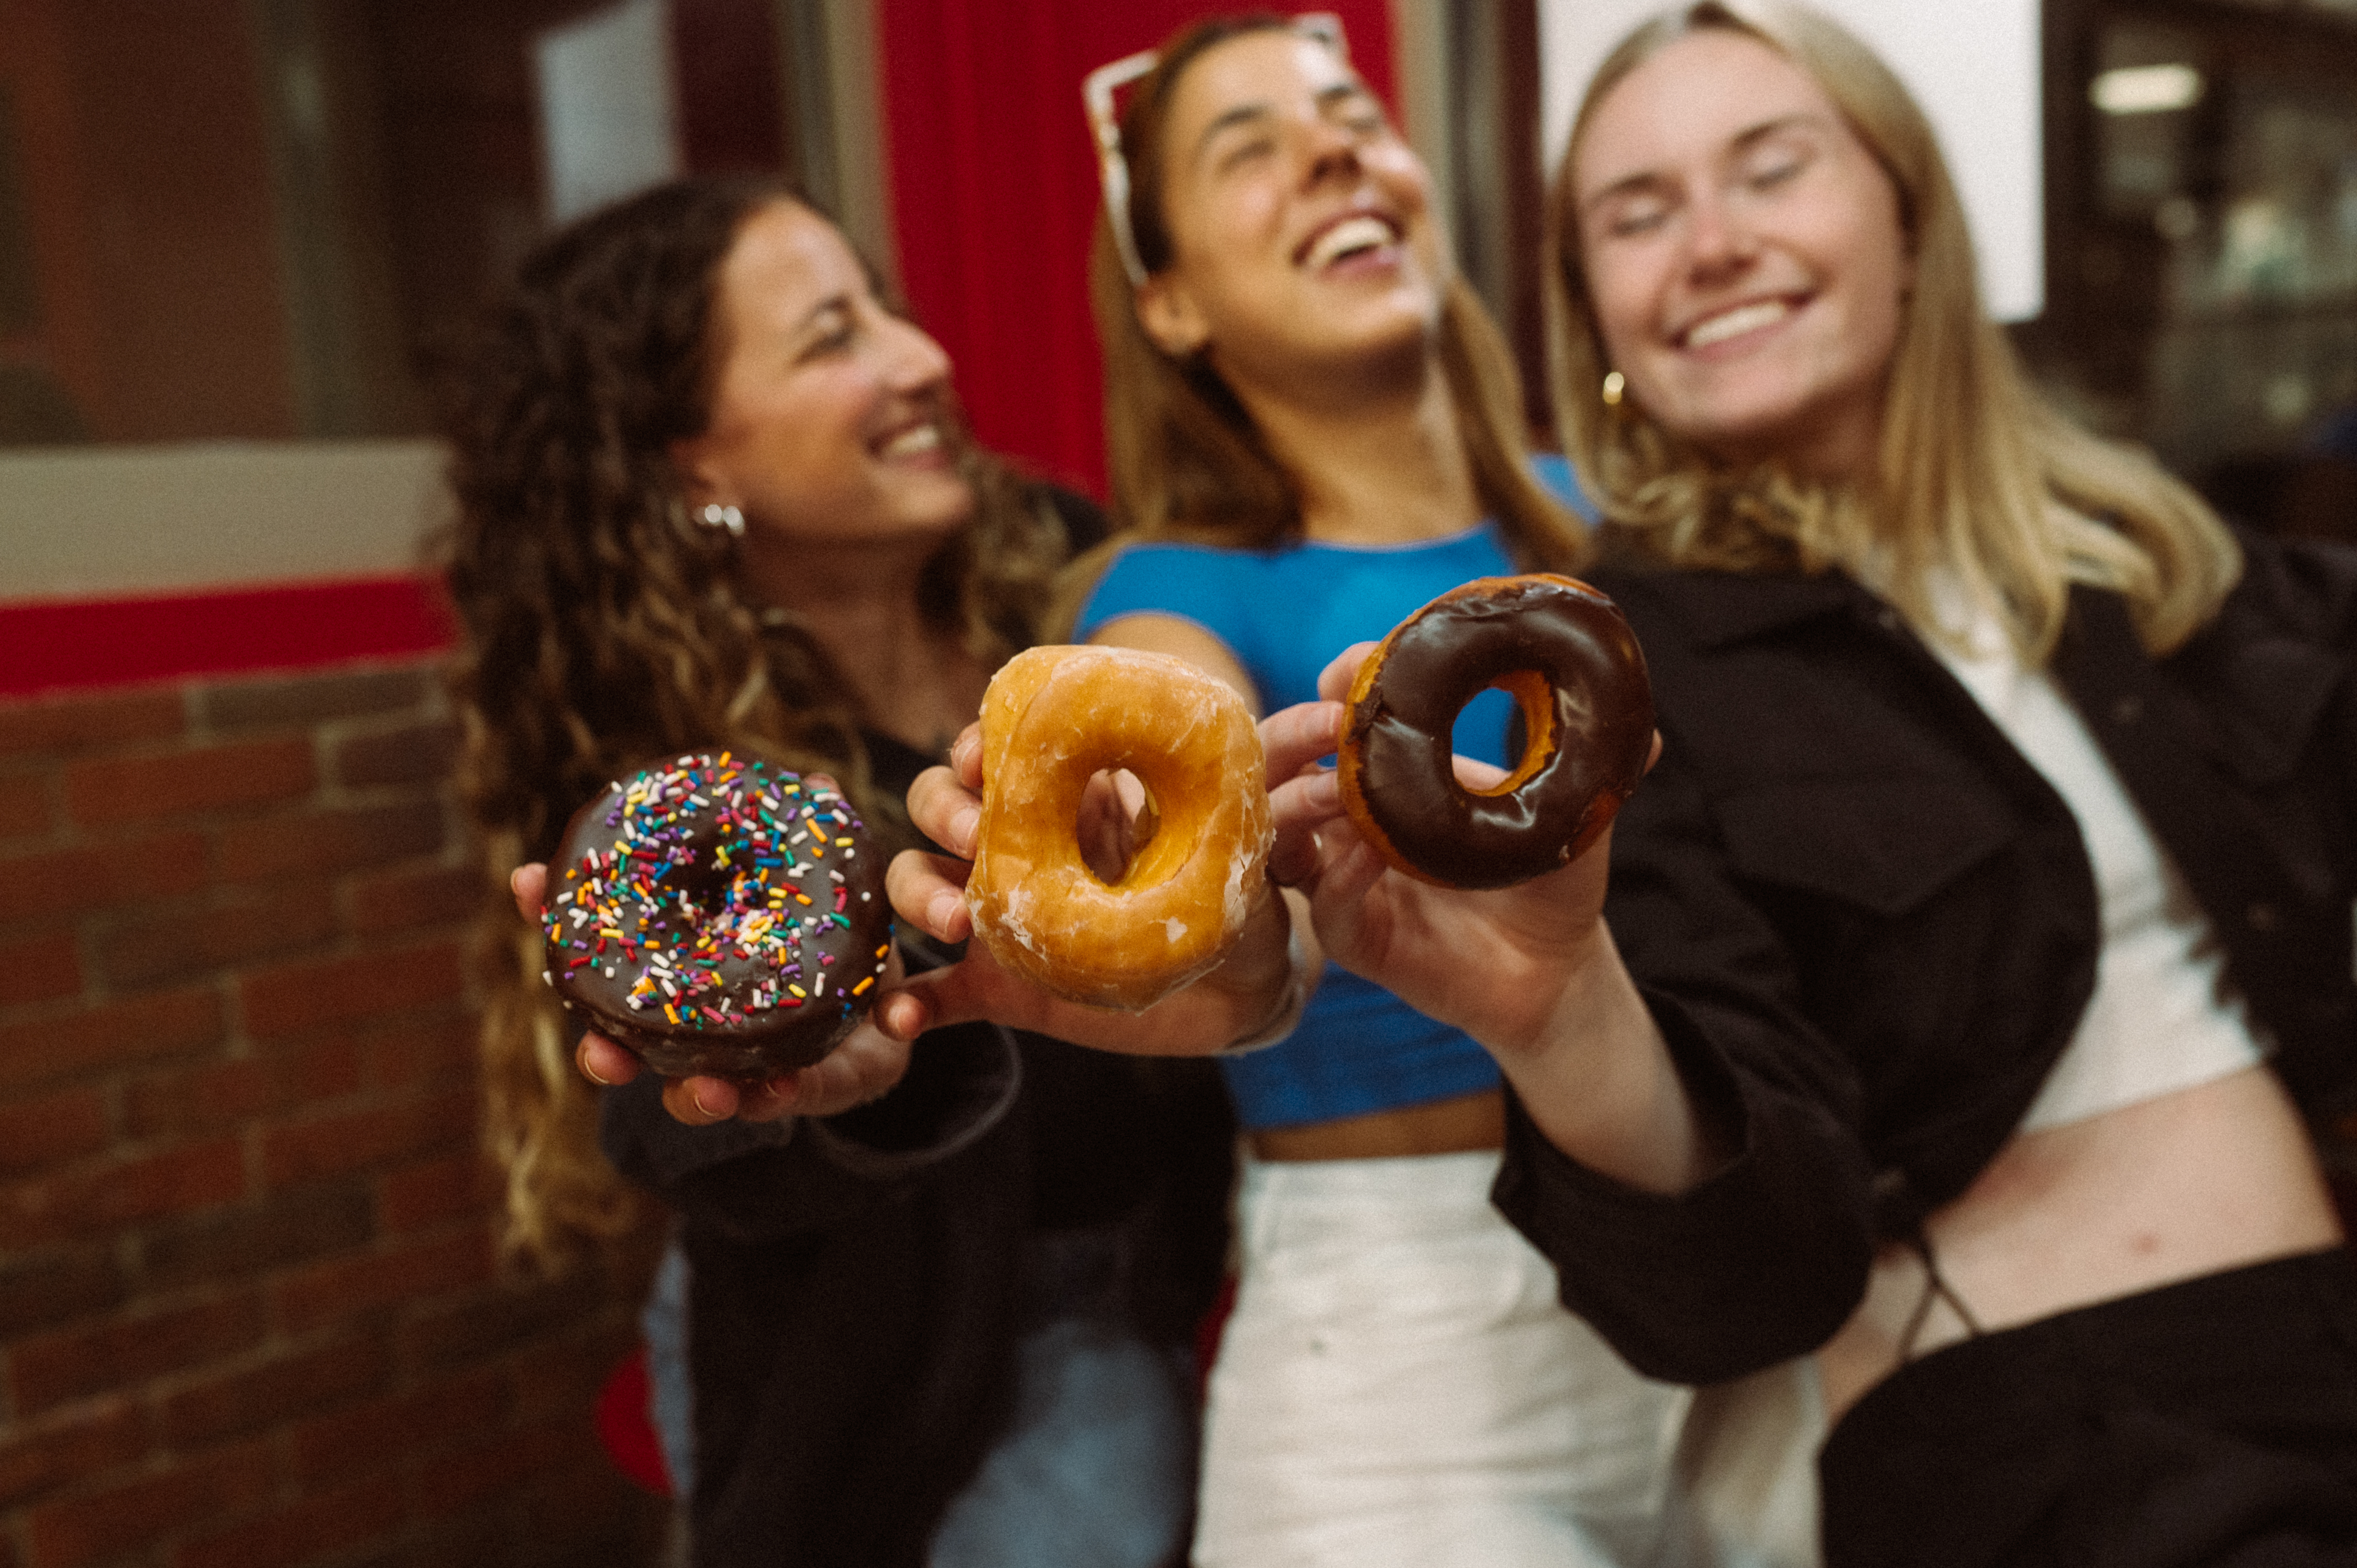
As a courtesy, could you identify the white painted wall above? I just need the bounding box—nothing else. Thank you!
[1536,0,2045,322]
[534,0,681,226]
[0,441,450,600]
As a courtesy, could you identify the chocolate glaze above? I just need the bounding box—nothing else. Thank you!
[543,753,891,1080]
[1345,575,1654,889]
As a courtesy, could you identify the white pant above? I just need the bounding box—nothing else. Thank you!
[1658,1359,1825,1568]
[1193,1150,1694,1568]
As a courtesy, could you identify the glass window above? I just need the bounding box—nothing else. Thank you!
[2035,1,2357,487]
[0,0,841,448]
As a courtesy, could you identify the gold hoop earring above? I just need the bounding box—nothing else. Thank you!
[1601,370,1625,407]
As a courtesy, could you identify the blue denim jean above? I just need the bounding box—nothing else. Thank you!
[928,1227,1199,1568]
[642,1234,696,1499]
[644,1224,1197,1565]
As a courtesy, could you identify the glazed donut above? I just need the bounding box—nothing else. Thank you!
[1337,574,1654,889]
[966,645,1273,1011]
[543,752,891,1080]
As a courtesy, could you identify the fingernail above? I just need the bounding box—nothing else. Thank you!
[690,1085,722,1118]
[953,731,980,769]
[879,992,927,1041]
[1306,770,1339,809]
[580,1060,611,1087]
[930,890,964,932]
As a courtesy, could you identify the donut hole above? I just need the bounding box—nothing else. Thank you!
[667,858,735,922]
[1455,671,1557,798]
[1077,767,1161,885]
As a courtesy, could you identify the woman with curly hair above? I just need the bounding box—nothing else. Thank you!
[443,175,1233,1568]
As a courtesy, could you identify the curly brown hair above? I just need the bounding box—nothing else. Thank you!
[440,175,1071,1267]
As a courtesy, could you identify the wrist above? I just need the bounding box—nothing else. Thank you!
[1475,918,1624,1061]
[1480,921,1713,1195]
[1219,898,1315,1054]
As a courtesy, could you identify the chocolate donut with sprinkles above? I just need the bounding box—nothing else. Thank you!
[542,752,892,1081]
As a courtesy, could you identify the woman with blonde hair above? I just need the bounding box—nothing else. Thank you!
[1489,3,2357,1559]
[445,174,1234,1568]
[1548,3,2240,659]
[1501,2,2350,1559]
[889,4,2357,1563]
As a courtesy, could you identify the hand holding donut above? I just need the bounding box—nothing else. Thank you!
[506,754,910,1113]
[1266,575,1659,1056]
[1263,653,1637,1054]
[510,860,913,1124]
[574,971,913,1125]
[879,717,1302,1057]
[1338,575,1655,888]
[964,645,1273,1011]
[1271,652,1726,1196]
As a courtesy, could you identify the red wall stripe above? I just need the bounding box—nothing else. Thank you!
[0,575,455,699]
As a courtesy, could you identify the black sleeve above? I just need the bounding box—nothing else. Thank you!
[1491,725,1877,1385]
[2258,533,2357,784]
[598,1019,1021,1245]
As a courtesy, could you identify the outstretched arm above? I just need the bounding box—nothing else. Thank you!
[1262,643,1727,1196]
[876,723,1305,1055]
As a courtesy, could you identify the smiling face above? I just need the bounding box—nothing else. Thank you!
[1570,29,1912,480]
[1134,29,1447,395]
[671,201,971,551]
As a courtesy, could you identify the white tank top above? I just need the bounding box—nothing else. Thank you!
[1924,593,2265,1132]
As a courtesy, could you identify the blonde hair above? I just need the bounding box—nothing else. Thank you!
[1060,12,1585,629]
[1548,0,2240,657]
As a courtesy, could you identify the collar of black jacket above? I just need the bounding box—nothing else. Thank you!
[1606,560,2341,786]
[1595,563,1871,650]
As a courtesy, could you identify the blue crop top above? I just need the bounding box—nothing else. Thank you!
[1075,522,1523,1131]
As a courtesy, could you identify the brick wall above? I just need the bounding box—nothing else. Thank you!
[0,660,666,1568]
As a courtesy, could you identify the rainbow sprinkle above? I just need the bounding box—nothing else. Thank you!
[543,754,893,1033]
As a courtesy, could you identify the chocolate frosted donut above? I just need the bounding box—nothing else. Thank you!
[1337,575,1654,889]
[542,752,891,1080]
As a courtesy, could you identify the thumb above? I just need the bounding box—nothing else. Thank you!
[874,960,996,1041]
[510,862,549,920]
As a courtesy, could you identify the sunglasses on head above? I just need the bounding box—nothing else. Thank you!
[1082,12,1349,286]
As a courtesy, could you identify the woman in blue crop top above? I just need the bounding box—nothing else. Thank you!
[1047,16,1688,1567]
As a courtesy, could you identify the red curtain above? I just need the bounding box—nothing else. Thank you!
[878,1,1397,500]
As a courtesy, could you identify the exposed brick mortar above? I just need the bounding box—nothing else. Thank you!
[0,658,668,1567]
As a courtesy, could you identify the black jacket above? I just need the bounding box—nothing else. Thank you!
[594,469,1233,1567]
[603,1017,1232,1568]
[1494,533,2357,1386]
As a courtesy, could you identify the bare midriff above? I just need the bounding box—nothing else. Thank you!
[1816,1065,2341,1422]
[1248,1086,1507,1162]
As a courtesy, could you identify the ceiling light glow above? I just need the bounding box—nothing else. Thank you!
[2091,63,2205,115]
